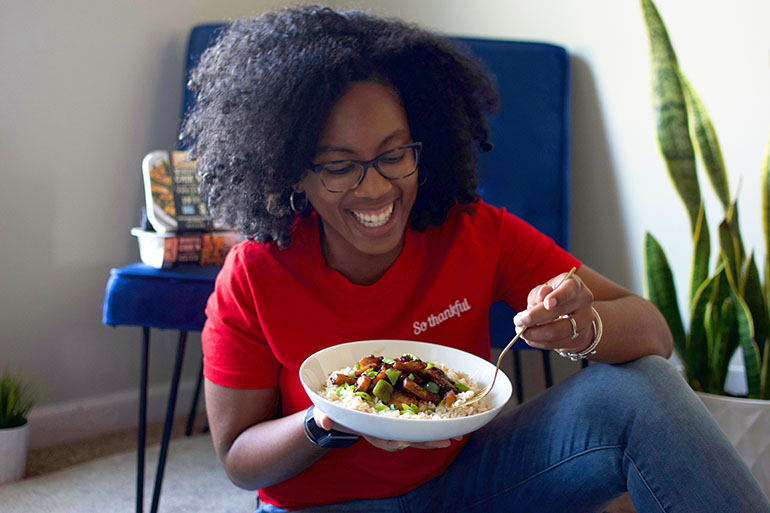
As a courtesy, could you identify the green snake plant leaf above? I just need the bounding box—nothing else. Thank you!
[711,298,735,393]
[643,232,686,358]
[742,252,769,365]
[689,202,710,307]
[725,200,746,269]
[709,265,734,391]
[703,300,717,391]
[688,262,725,390]
[718,219,743,285]
[726,272,761,398]
[640,0,701,232]
[762,256,770,326]
[679,74,730,211]
[765,256,770,323]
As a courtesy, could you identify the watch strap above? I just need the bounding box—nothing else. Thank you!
[304,405,360,448]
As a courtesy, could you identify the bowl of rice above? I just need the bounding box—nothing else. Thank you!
[299,339,512,442]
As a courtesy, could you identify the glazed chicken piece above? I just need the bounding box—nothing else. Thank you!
[355,374,372,393]
[393,357,427,373]
[359,355,383,369]
[388,390,420,408]
[409,371,426,384]
[402,378,442,404]
[330,373,356,386]
[424,366,460,395]
[355,363,378,377]
[371,368,389,387]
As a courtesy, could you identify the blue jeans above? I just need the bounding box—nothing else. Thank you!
[257,356,770,512]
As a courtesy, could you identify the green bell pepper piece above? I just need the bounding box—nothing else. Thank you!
[423,381,440,394]
[385,368,402,385]
[372,379,394,402]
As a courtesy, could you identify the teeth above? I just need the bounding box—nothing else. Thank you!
[352,203,394,228]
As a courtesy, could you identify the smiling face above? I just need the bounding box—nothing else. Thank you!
[297,81,419,285]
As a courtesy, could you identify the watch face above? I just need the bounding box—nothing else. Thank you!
[320,430,360,448]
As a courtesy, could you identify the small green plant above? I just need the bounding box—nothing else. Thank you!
[0,370,36,429]
[640,0,770,399]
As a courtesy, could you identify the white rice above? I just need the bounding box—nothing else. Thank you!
[320,359,491,419]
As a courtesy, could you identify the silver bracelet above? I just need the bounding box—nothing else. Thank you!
[557,307,603,361]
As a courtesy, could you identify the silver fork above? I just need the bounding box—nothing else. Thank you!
[462,266,577,406]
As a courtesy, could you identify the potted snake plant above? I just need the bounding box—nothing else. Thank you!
[640,0,770,496]
[0,369,36,484]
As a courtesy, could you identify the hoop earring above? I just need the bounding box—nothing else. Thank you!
[418,168,428,186]
[290,190,308,213]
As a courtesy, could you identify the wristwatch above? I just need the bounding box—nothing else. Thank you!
[303,405,360,448]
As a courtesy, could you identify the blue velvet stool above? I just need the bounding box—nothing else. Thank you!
[102,263,219,513]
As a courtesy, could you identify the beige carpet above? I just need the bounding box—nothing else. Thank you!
[2,432,636,512]
[0,433,256,513]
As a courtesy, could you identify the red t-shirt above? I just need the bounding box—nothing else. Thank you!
[202,201,580,509]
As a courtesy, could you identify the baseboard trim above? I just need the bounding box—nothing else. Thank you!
[27,378,205,450]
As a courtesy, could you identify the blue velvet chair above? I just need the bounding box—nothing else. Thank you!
[102,24,571,513]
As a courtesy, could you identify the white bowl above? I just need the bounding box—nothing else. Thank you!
[299,339,512,442]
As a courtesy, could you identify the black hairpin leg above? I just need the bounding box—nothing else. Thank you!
[186,357,204,436]
[149,331,188,513]
[137,327,150,513]
[541,349,553,388]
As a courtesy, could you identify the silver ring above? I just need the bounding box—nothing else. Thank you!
[567,315,579,339]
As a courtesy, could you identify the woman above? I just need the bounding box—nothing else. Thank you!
[183,6,770,512]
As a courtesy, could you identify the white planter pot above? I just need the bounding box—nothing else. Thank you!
[697,392,770,499]
[0,420,30,485]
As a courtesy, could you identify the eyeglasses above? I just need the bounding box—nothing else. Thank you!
[309,142,422,193]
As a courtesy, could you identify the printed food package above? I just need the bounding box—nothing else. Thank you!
[131,228,242,269]
[142,150,212,233]
[136,150,242,267]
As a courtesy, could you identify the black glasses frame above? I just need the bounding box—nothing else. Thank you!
[309,142,422,193]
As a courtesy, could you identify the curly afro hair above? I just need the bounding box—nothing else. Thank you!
[182,5,498,248]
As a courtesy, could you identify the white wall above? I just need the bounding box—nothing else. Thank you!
[363,0,770,295]
[1,0,768,447]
